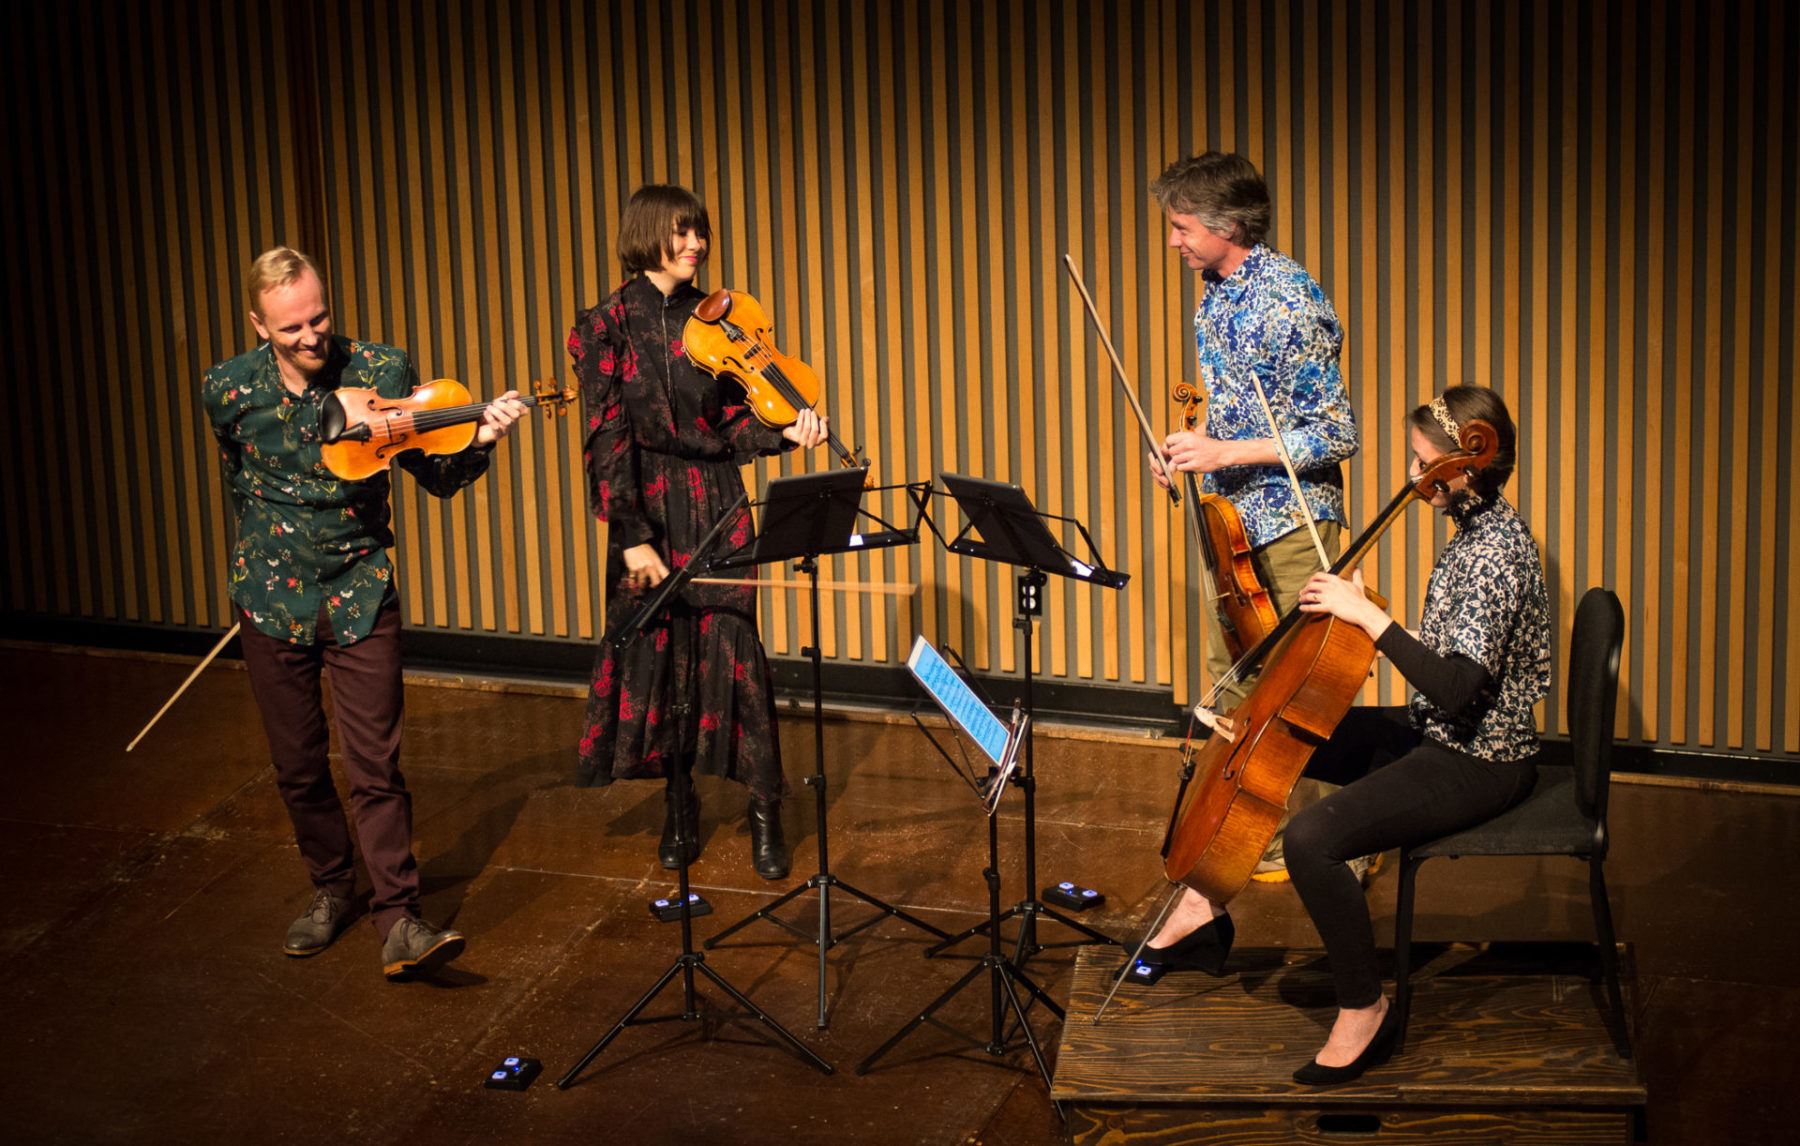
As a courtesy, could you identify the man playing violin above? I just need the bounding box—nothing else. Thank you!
[202,247,527,980]
[1149,153,1360,888]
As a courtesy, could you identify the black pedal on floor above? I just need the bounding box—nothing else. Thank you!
[1115,957,1171,985]
[484,1056,542,1091]
[650,892,713,922]
[1042,881,1104,911]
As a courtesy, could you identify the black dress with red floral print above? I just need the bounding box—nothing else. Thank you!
[569,274,792,800]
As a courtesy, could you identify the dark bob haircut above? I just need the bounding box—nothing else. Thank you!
[617,184,712,275]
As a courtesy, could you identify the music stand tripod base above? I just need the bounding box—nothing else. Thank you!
[702,471,947,1030]
[557,495,831,1086]
[855,714,1063,1112]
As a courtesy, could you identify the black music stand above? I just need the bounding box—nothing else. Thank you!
[856,695,1061,1099]
[703,469,949,1030]
[558,494,832,1088]
[921,474,1127,969]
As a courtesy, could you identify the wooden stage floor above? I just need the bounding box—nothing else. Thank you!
[0,644,1795,1145]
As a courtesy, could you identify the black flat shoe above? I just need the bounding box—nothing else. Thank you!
[659,784,701,869]
[748,797,789,880]
[1292,1002,1401,1085]
[1141,912,1234,976]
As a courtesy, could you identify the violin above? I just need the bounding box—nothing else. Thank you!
[1163,419,1499,903]
[682,289,864,470]
[318,378,574,481]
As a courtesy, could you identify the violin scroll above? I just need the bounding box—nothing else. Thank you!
[1172,381,1205,431]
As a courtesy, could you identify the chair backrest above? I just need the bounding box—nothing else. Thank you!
[1566,587,1625,831]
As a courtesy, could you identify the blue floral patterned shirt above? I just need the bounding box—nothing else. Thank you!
[1411,494,1553,761]
[1195,244,1358,548]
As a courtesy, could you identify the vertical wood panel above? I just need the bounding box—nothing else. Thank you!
[1640,0,1666,745]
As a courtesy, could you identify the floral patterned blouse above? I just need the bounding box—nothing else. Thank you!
[1411,494,1552,761]
[1195,243,1359,548]
[202,336,492,645]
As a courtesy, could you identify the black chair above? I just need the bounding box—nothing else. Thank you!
[1391,586,1630,1059]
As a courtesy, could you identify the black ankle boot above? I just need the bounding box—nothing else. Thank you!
[659,784,701,869]
[747,797,789,880]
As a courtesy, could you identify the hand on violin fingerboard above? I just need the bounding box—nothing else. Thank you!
[476,390,529,445]
[781,407,830,449]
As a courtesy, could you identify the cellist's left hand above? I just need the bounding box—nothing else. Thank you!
[782,407,829,448]
[476,390,529,445]
[1298,568,1394,641]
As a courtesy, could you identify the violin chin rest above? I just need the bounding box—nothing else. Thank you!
[694,288,734,323]
[318,393,349,444]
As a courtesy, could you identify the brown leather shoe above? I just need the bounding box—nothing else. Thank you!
[283,888,352,957]
[381,916,465,981]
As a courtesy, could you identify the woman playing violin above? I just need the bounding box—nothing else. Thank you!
[568,184,829,880]
[1149,385,1550,1084]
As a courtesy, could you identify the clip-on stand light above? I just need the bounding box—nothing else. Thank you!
[920,473,1126,970]
[558,493,832,1088]
[703,468,951,1030]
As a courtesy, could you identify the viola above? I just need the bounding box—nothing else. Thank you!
[1171,381,1279,661]
[318,378,574,481]
[1163,419,1499,903]
[682,289,864,470]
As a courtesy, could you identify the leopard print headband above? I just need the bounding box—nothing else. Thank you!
[1429,396,1461,443]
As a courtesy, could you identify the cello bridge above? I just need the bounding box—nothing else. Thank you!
[1190,704,1236,743]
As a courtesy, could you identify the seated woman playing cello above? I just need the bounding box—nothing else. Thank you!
[1144,385,1551,1084]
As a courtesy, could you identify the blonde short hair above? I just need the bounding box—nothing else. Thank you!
[246,247,325,316]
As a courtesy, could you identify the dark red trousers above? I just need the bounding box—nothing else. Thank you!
[238,597,417,938]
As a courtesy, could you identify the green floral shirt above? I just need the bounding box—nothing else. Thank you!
[202,335,493,645]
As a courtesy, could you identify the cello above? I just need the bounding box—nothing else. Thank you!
[1163,418,1499,903]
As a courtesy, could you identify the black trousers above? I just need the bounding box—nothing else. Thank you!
[1285,707,1538,1009]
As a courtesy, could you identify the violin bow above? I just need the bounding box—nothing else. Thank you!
[125,622,241,752]
[1062,255,1181,508]
[1065,255,1243,729]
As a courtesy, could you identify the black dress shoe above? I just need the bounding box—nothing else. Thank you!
[659,783,701,869]
[1292,1002,1401,1085]
[1141,912,1234,976]
[747,798,789,880]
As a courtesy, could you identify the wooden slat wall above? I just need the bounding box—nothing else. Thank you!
[2,0,1796,762]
